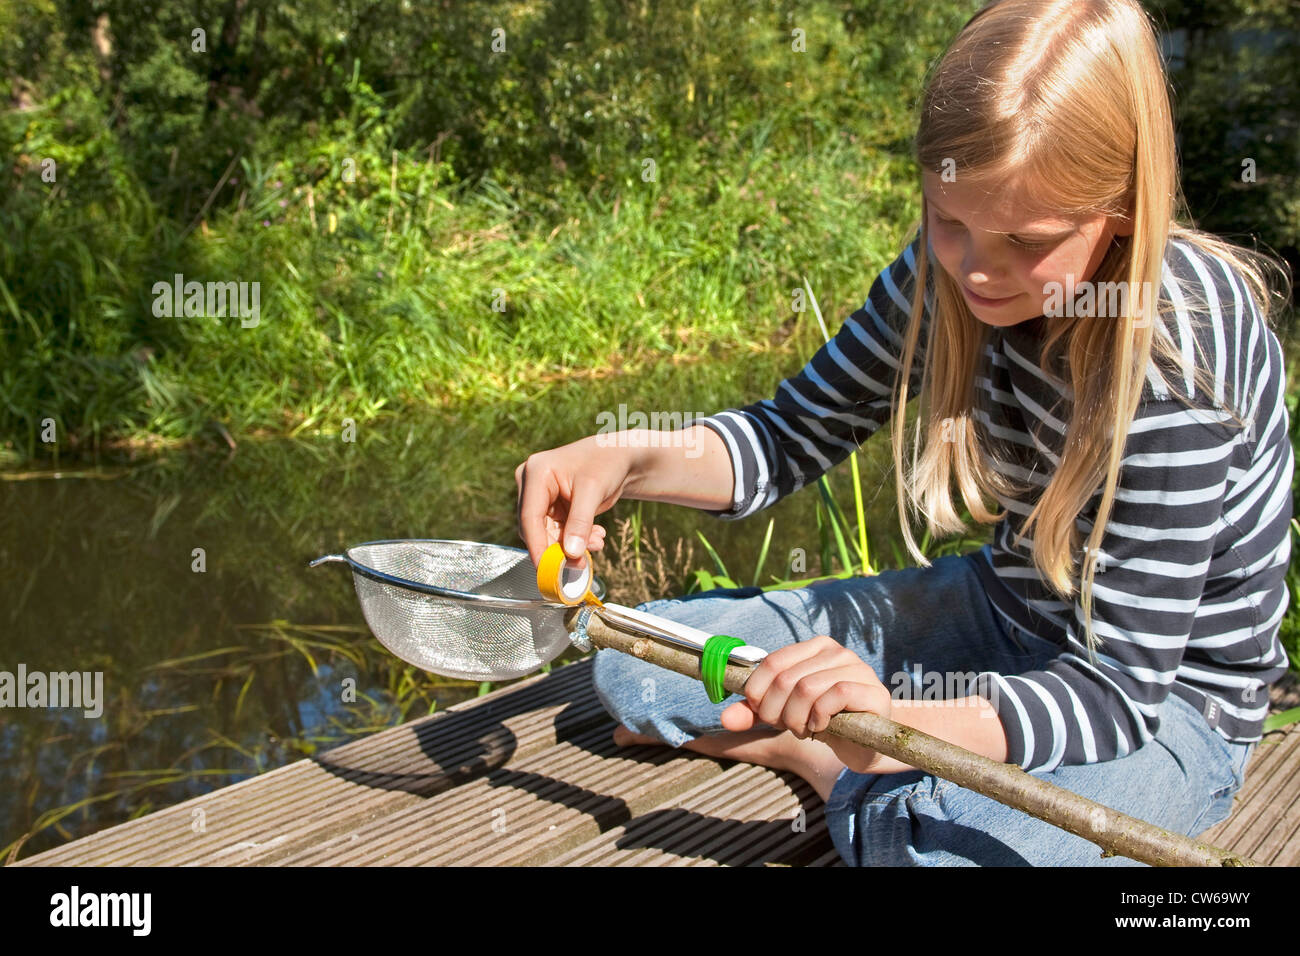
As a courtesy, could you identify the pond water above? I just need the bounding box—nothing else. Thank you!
[0,352,924,860]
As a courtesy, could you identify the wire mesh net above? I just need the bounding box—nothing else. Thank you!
[340,540,575,681]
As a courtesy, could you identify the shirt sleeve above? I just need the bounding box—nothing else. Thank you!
[696,231,930,520]
[972,395,1251,773]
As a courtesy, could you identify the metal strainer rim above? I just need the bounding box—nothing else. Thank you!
[309,538,567,609]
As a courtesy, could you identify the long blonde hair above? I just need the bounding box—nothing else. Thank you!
[889,0,1292,662]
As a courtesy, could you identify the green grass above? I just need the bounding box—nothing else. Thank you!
[0,137,922,461]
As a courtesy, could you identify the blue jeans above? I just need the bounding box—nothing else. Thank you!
[591,546,1256,866]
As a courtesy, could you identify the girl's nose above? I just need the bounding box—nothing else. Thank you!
[960,235,1007,285]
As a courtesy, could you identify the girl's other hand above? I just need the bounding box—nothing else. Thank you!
[515,434,640,569]
[721,635,896,774]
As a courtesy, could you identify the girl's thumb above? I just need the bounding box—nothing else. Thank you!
[720,701,757,732]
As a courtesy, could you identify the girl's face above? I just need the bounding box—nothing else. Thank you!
[922,170,1132,328]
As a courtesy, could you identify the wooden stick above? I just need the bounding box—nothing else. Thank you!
[570,609,1258,867]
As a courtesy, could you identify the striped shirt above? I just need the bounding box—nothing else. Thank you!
[697,232,1293,774]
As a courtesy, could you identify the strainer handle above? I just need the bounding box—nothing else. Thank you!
[308,554,347,568]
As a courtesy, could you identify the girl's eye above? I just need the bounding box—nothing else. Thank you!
[1008,235,1053,250]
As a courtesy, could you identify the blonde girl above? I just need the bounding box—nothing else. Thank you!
[516,0,1293,865]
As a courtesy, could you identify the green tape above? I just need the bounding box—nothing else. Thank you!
[702,635,746,704]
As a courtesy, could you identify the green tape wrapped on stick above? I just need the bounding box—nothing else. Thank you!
[702,635,746,703]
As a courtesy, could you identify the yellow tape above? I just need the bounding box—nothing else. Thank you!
[537,541,604,607]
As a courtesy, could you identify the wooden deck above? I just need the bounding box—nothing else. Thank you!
[11,660,1300,866]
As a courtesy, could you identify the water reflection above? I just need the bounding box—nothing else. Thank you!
[0,355,910,860]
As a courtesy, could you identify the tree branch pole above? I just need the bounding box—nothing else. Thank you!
[569,609,1258,868]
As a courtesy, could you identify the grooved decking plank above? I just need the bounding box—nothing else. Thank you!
[689,779,832,867]
[262,722,629,865]
[270,725,725,866]
[1253,788,1300,865]
[1226,729,1300,865]
[1200,723,1300,865]
[545,764,764,866]
[629,772,808,866]
[547,761,837,866]
[434,738,725,866]
[560,764,774,867]
[14,662,599,866]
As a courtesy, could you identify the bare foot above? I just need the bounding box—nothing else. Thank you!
[611,723,846,803]
[613,723,790,767]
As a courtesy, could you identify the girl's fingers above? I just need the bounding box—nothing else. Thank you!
[778,665,876,738]
[561,478,607,566]
[806,680,893,736]
[518,463,561,566]
[750,641,858,729]
[740,635,842,709]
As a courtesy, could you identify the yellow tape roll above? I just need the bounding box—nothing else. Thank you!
[537,541,604,607]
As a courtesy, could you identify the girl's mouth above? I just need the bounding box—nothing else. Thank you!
[963,285,1021,307]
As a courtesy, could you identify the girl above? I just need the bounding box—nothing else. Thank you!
[515,0,1294,865]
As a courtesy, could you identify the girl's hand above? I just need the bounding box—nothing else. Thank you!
[515,435,636,568]
[720,635,895,774]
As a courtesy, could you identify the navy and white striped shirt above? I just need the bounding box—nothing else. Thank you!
[697,232,1293,773]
